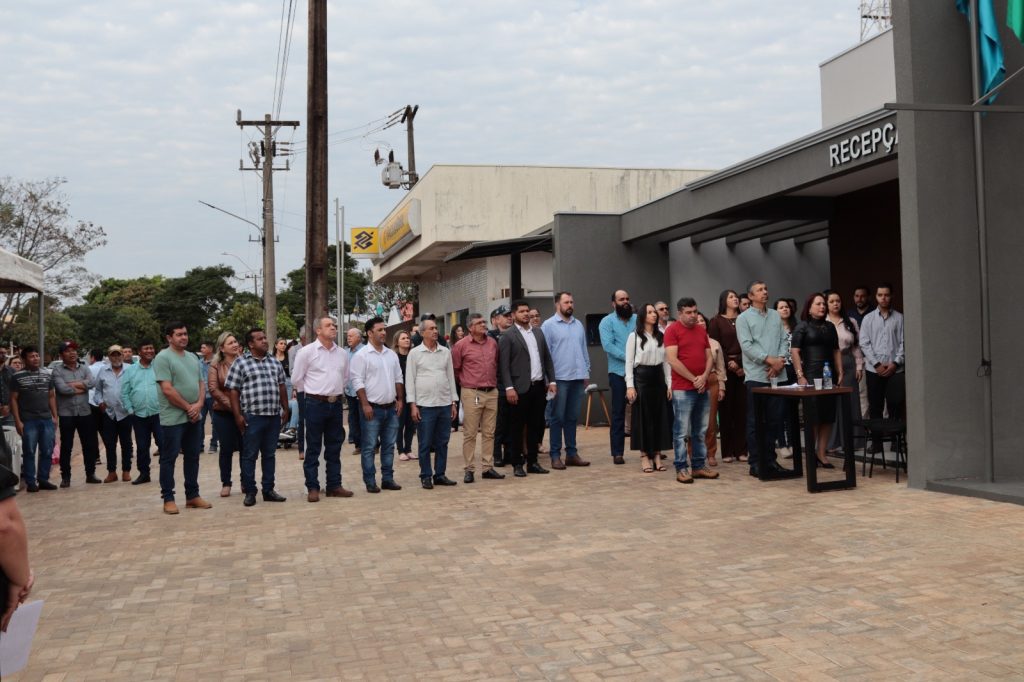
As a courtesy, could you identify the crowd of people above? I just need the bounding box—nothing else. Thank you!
[0,279,904,514]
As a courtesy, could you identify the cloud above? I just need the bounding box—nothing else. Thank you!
[0,1,861,286]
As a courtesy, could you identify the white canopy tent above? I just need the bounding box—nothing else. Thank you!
[0,247,45,352]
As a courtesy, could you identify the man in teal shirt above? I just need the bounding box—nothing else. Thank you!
[153,322,210,514]
[121,340,162,485]
[598,289,636,465]
[736,280,788,477]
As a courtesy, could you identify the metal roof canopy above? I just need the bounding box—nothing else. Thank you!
[444,234,552,263]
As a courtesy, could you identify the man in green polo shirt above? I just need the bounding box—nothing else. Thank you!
[153,320,211,515]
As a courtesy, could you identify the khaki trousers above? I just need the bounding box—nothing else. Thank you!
[461,387,497,472]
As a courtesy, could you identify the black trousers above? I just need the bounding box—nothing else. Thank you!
[866,371,903,447]
[59,414,100,479]
[493,391,511,461]
[507,382,547,467]
[101,413,134,472]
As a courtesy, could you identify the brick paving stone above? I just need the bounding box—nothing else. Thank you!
[10,426,1024,680]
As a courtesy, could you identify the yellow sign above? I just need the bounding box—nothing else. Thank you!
[380,204,412,254]
[349,227,379,256]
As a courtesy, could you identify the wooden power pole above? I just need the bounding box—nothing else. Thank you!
[236,112,299,343]
[305,0,329,331]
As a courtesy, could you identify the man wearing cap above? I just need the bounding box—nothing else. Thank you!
[51,340,101,487]
[121,341,161,485]
[488,304,513,466]
[94,346,134,483]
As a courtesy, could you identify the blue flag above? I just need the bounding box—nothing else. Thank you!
[956,0,1006,100]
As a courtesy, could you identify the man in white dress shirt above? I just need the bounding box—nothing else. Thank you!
[350,317,405,493]
[291,316,352,502]
[406,319,459,489]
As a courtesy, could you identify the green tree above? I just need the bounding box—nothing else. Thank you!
[362,271,418,318]
[277,243,369,327]
[7,296,80,359]
[205,303,299,345]
[0,177,107,332]
[84,276,166,309]
[65,303,161,351]
[151,265,236,338]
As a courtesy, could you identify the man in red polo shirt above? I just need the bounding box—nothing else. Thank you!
[451,313,506,484]
[664,297,719,484]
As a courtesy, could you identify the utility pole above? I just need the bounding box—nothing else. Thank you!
[335,199,344,327]
[402,105,419,186]
[236,111,299,343]
[306,0,329,332]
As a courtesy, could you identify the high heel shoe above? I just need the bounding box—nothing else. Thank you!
[641,456,654,473]
[816,459,835,469]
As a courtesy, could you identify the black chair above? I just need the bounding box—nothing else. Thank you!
[855,372,907,482]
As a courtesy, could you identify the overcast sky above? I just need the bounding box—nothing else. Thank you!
[1,1,864,295]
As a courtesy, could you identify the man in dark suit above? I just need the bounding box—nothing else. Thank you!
[499,301,557,478]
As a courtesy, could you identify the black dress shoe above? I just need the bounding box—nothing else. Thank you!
[26,484,39,493]
[816,460,836,469]
[464,471,475,483]
[433,476,458,486]
[482,468,505,480]
[613,455,625,465]
[526,463,549,474]
[60,477,70,488]
[366,484,381,493]
[749,467,760,477]
[243,493,257,507]
[38,480,58,490]
[493,457,506,467]
[381,480,402,491]
[513,465,527,477]
[421,478,434,489]
[262,490,287,502]
[85,474,102,484]
[768,461,788,474]
[131,474,151,485]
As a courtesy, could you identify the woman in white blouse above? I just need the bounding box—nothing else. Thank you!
[625,303,674,473]
[825,290,865,453]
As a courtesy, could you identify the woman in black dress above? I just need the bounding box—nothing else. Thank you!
[625,303,673,472]
[790,293,844,468]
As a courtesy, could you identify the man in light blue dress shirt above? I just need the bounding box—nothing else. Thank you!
[598,289,637,464]
[542,292,592,469]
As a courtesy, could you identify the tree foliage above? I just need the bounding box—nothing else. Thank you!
[65,303,161,351]
[151,265,237,336]
[204,302,299,344]
[7,297,80,358]
[277,243,370,327]
[0,177,107,333]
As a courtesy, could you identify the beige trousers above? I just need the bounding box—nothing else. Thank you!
[461,387,497,472]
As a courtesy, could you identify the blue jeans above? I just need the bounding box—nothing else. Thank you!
[101,414,134,472]
[159,420,202,502]
[608,373,627,457]
[20,418,55,486]
[359,404,398,487]
[200,396,217,450]
[416,405,451,480]
[302,399,345,492]
[745,381,784,470]
[211,410,240,487]
[346,395,362,446]
[131,414,162,477]
[240,413,280,494]
[287,398,299,429]
[548,379,584,460]
[672,389,710,471]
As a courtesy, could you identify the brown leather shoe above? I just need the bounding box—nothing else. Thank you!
[676,470,694,484]
[103,471,118,483]
[550,458,566,470]
[163,500,180,515]
[186,497,212,509]
[121,471,132,482]
[566,455,590,467]
[307,489,320,503]
[692,467,720,480]
[326,486,354,498]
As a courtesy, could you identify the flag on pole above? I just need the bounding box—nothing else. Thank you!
[956,0,1006,100]
[1009,0,1024,42]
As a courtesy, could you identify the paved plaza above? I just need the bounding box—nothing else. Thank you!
[14,425,1024,680]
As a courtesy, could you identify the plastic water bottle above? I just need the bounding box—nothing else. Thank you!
[822,362,833,390]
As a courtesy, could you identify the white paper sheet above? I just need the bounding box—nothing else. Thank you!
[0,599,43,675]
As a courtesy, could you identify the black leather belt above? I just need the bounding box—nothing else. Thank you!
[306,393,342,403]
[472,387,496,392]
[369,401,396,409]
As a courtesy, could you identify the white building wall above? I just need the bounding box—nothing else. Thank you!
[668,239,831,313]
[820,29,896,128]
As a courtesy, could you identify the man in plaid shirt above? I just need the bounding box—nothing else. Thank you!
[225,328,291,507]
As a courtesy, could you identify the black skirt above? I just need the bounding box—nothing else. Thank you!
[630,365,673,454]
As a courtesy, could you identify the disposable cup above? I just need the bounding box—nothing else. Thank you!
[813,378,823,390]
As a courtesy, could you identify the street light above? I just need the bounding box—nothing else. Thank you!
[221,252,261,298]
[198,200,263,238]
